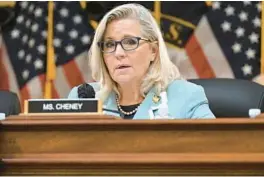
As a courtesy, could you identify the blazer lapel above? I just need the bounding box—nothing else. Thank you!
[103,92,120,117]
[133,88,162,120]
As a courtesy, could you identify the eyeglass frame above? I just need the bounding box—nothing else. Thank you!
[97,36,152,53]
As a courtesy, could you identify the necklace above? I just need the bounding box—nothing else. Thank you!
[116,96,140,115]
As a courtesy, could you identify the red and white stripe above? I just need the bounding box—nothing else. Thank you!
[168,16,234,79]
[54,51,94,99]
[0,37,20,96]
[0,35,92,107]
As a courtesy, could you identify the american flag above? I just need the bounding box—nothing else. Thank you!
[0,2,94,104]
[168,1,261,80]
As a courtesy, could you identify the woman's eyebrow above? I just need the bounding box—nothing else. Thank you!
[104,34,136,40]
[123,34,136,38]
[104,37,114,40]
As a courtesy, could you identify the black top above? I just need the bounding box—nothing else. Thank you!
[119,104,140,119]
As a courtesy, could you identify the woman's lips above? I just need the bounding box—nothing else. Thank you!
[115,64,131,69]
[115,65,131,73]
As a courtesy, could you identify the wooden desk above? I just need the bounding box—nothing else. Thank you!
[1,115,264,175]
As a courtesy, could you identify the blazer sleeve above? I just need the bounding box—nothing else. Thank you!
[67,86,79,99]
[185,86,215,119]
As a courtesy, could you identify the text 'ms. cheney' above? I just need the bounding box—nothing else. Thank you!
[43,103,83,111]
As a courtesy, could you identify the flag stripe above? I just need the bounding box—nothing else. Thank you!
[1,40,20,95]
[167,47,199,79]
[20,86,30,112]
[185,34,216,78]
[27,77,43,98]
[54,66,71,98]
[177,56,199,79]
[75,52,94,82]
[0,47,9,90]
[195,16,234,78]
[39,74,46,96]
[63,59,85,88]
[52,81,59,98]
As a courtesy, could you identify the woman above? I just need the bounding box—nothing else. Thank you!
[68,3,215,119]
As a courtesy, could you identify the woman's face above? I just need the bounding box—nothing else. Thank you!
[102,19,157,85]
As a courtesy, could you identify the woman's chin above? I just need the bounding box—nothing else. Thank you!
[114,75,134,84]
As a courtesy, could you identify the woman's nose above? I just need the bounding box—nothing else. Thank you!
[114,43,126,58]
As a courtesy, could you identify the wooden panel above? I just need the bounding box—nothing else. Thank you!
[1,153,264,175]
[1,116,264,175]
[1,117,264,154]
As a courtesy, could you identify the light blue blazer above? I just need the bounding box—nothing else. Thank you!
[68,80,215,119]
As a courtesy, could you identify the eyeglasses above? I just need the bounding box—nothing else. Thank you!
[97,37,151,53]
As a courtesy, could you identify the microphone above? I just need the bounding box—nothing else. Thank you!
[77,83,119,115]
[77,83,95,98]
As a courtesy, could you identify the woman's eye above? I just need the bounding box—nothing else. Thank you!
[104,42,115,48]
[123,38,137,45]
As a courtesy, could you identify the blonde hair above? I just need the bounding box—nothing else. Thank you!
[89,3,181,102]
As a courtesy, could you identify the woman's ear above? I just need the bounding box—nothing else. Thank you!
[150,43,158,61]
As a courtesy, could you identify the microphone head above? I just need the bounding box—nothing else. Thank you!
[77,83,95,98]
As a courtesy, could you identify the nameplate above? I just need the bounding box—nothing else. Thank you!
[24,99,102,114]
